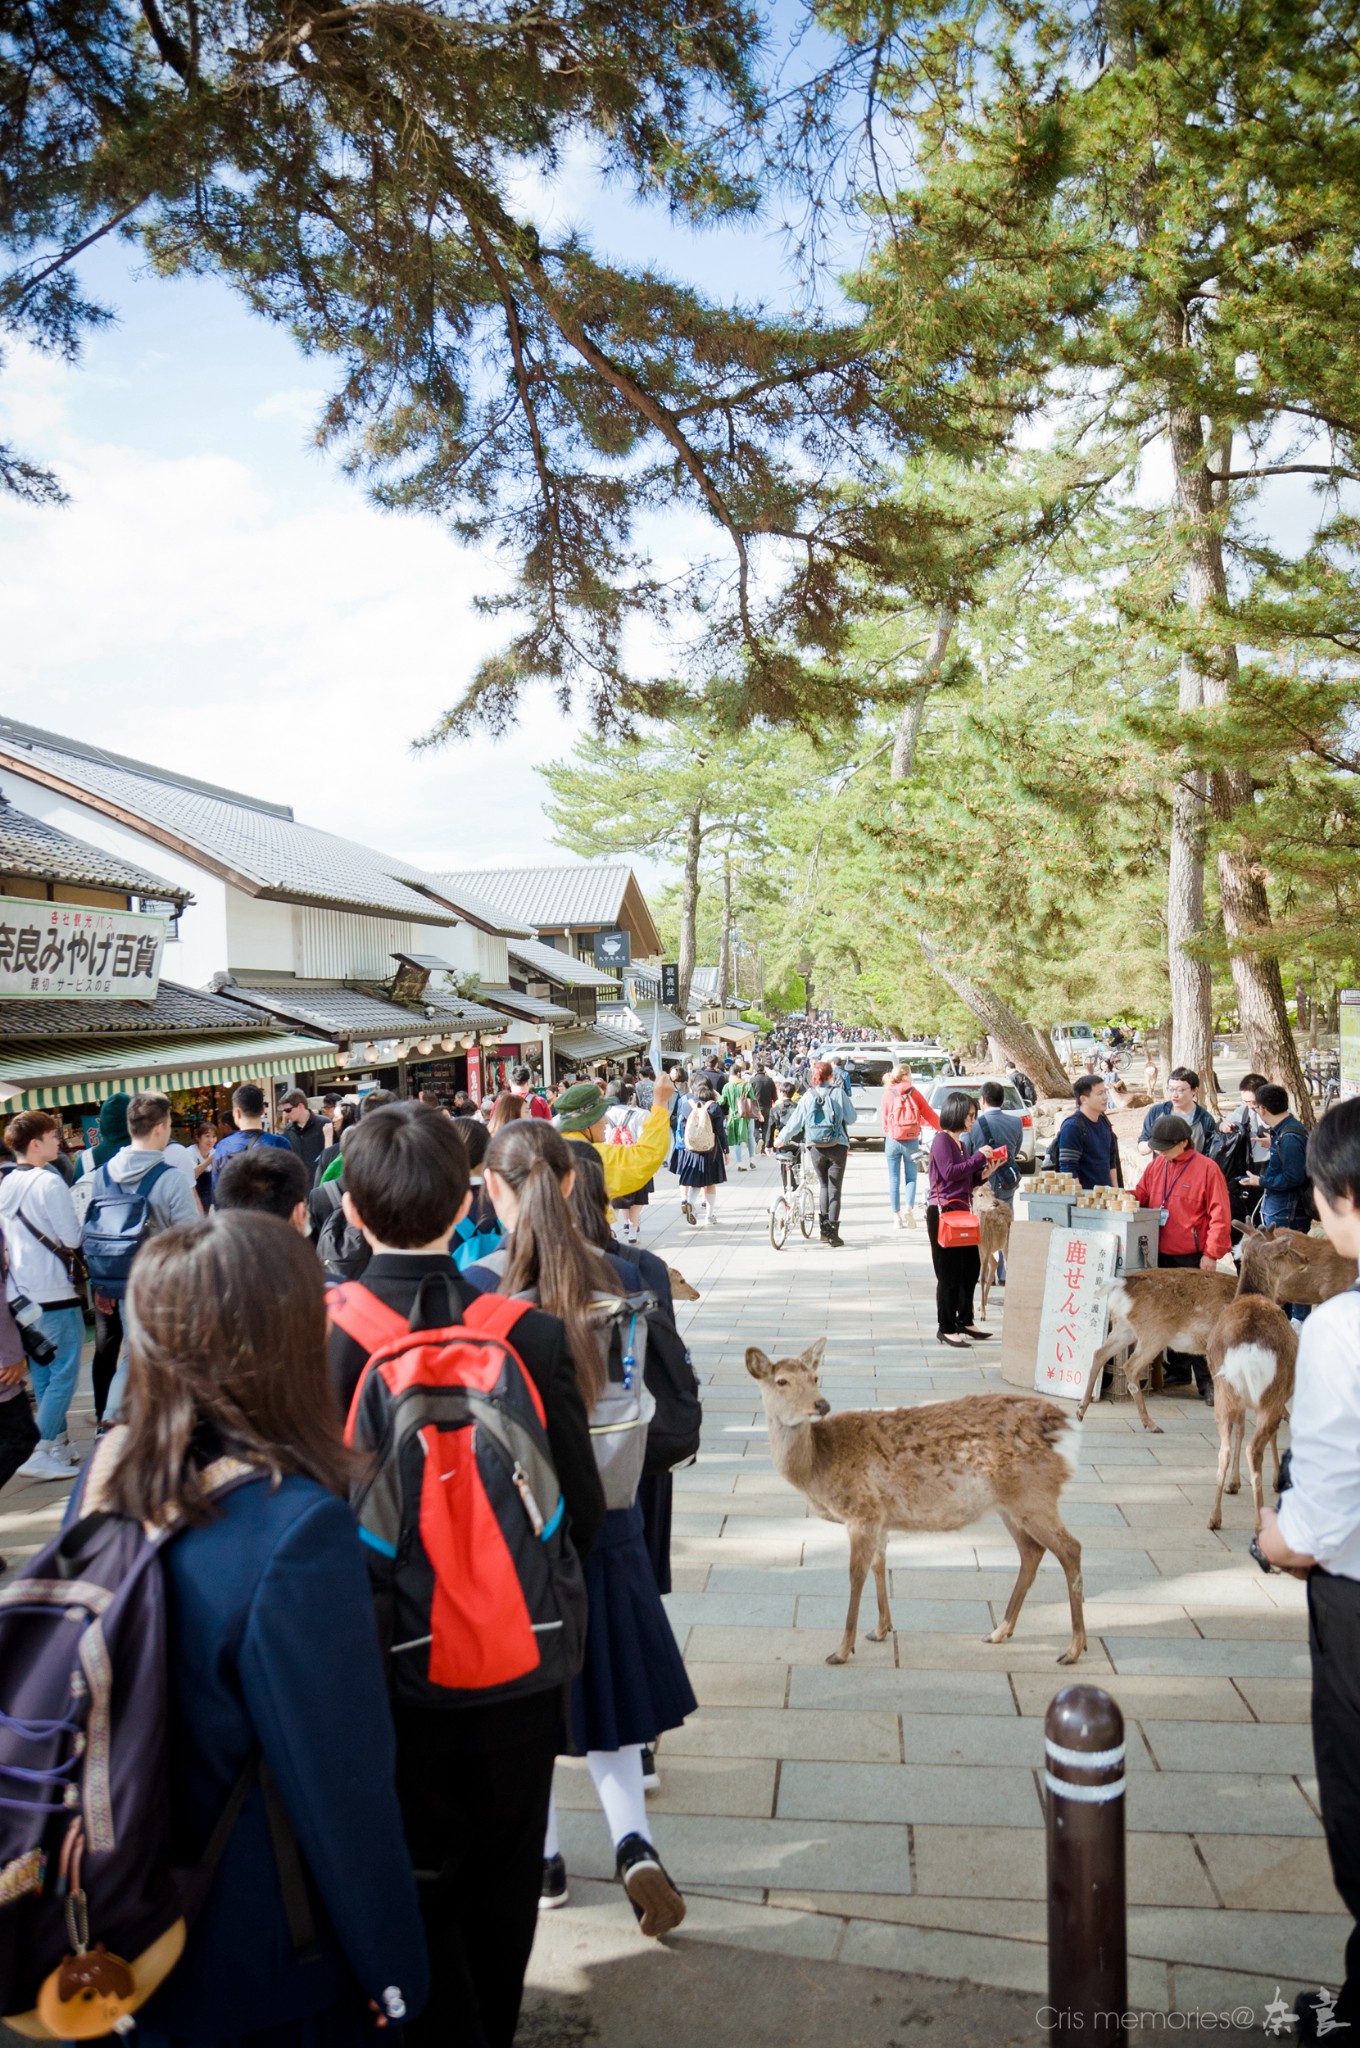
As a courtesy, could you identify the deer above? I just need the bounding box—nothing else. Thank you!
[746,1341,1086,1667]
[1205,1235,1298,1531]
[1234,1223,1356,1309]
[1077,1267,1237,1433]
[666,1266,701,1303]
[977,1189,1012,1322]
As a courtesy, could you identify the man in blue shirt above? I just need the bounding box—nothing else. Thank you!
[209,1082,292,1199]
[1138,1066,1217,1158]
[1058,1075,1120,1190]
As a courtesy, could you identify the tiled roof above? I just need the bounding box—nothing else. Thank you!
[0,716,518,934]
[437,863,637,933]
[599,1002,687,1037]
[0,798,190,901]
[221,980,509,1039]
[478,986,576,1025]
[553,1022,647,1064]
[0,980,280,1042]
[508,936,620,990]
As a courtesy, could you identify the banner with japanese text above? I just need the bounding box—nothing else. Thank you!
[1034,1228,1119,1403]
[0,904,167,1001]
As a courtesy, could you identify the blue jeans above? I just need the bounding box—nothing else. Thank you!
[886,1138,918,1213]
[30,1304,84,1441]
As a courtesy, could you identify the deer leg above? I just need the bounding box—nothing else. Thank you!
[1246,1421,1274,1533]
[1208,1386,1233,1531]
[865,1535,893,1643]
[988,1512,1045,1647]
[1078,1333,1126,1422]
[829,1525,876,1666]
[1016,1513,1086,1665]
[1227,1411,1244,1495]
[1124,1349,1163,1435]
[980,1250,994,1322]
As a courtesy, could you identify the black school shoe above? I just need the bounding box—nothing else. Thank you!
[539,1854,568,1910]
[681,1199,696,1226]
[641,1745,660,1792]
[615,1833,686,1938]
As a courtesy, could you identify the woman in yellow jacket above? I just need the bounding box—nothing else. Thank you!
[555,1078,675,1203]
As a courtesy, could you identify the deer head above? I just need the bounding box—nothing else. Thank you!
[746,1339,831,1423]
[1236,1230,1306,1302]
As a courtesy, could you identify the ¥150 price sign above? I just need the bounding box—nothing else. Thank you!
[1034,1229,1119,1403]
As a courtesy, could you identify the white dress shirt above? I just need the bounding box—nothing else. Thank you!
[1277,1287,1360,1581]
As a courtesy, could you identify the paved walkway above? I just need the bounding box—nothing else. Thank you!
[539,1146,1337,2022]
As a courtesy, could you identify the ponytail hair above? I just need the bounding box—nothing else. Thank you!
[486,1121,609,1407]
[565,1143,613,1254]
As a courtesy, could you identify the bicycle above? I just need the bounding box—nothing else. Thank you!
[769,1145,819,1250]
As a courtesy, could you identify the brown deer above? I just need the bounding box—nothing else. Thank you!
[666,1266,701,1303]
[746,1342,1086,1667]
[1234,1223,1356,1309]
[1206,1238,1298,1531]
[977,1189,1012,1321]
[1078,1267,1236,1433]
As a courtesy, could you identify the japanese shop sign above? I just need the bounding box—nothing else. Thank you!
[1034,1229,1119,1403]
[0,904,167,1001]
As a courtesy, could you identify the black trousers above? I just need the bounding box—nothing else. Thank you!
[926,1206,981,1335]
[394,1705,559,2048]
[0,1393,38,1491]
[1310,1570,1360,2022]
[1157,1250,1210,1389]
[92,1299,124,1421]
[811,1143,848,1229]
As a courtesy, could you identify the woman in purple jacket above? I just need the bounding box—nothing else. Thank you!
[927,1092,1001,1349]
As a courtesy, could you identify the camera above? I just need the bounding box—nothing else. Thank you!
[1249,1448,1293,1573]
[10,1295,56,1368]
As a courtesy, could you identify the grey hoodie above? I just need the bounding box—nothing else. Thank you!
[104,1146,202,1234]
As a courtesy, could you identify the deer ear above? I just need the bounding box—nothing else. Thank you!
[803,1336,827,1370]
[745,1348,773,1380]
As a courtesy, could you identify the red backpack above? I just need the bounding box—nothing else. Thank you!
[882,1085,924,1143]
[328,1282,586,1709]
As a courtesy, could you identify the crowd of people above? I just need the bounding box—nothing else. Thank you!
[0,1074,706,2048]
[1,1023,1358,2041]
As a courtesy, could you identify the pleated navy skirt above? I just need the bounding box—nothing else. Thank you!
[569,1503,695,1753]
[135,2007,376,2048]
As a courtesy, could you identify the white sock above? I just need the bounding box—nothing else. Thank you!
[587,1746,650,1848]
[543,1791,561,1860]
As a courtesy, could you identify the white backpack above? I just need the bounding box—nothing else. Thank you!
[683,1101,715,1152]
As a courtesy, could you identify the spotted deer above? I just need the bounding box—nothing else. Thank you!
[746,1342,1086,1666]
[1077,1268,1236,1433]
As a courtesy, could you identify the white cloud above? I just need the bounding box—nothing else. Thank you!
[0,345,580,871]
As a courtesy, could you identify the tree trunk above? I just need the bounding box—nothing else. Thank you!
[915,932,1071,1097]
[1164,410,1311,1119]
[677,806,702,1014]
[891,605,956,779]
[717,854,733,1005]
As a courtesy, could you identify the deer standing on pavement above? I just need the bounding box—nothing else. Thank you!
[1078,1268,1237,1432]
[746,1342,1086,1666]
[977,1188,1012,1322]
[1205,1236,1298,1532]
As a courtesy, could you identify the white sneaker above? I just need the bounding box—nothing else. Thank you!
[17,1443,80,1482]
[893,1212,906,1230]
[52,1435,83,1467]
[906,1208,918,1228]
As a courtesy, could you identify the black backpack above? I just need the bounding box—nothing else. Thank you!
[641,1312,702,1475]
[313,1183,370,1283]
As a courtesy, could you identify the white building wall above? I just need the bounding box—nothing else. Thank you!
[0,764,230,986]
[225,893,297,974]
[296,907,417,980]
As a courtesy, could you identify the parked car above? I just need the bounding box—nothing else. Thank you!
[1052,1021,1099,1063]
[811,1041,945,1146]
[914,1076,1037,1174]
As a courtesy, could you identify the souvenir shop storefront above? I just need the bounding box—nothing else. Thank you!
[0,1030,341,1156]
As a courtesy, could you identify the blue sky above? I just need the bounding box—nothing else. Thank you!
[0,146,813,881]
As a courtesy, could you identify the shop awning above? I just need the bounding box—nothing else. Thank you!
[710,1023,758,1046]
[552,1023,648,1064]
[0,1032,341,1109]
[598,1003,686,1038]
[478,986,575,1026]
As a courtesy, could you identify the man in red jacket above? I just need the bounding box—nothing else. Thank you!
[1133,1114,1233,1402]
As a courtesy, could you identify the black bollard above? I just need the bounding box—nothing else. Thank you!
[1045,1684,1127,2039]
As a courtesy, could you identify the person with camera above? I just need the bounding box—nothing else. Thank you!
[1258,1098,1360,2040]
[0,1111,84,1481]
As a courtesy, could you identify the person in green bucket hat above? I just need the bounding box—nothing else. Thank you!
[554,1076,674,1204]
